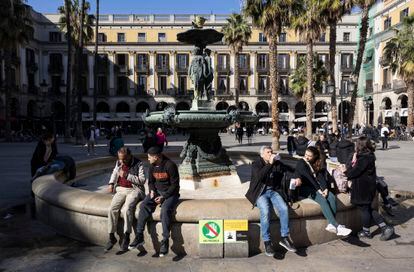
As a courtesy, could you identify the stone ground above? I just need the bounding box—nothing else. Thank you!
[0,133,414,271]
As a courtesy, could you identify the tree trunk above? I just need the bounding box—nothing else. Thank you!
[75,0,85,145]
[269,37,280,150]
[234,51,239,107]
[407,80,414,131]
[306,39,314,139]
[92,0,99,126]
[64,0,72,142]
[329,20,338,132]
[348,3,370,136]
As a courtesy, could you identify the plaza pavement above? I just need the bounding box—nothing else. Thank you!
[0,133,414,271]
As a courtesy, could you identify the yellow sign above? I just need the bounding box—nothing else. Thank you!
[199,220,223,244]
[224,220,248,231]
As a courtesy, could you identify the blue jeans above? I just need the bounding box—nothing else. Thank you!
[256,189,289,241]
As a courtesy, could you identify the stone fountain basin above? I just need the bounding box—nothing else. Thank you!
[32,152,364,257]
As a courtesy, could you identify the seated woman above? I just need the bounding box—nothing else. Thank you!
[294,146,352,236]
[344,136,394,240]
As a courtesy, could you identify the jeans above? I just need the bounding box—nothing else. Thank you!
[300,186,338,227]
[256,189,289,241]
[136,194,179,240]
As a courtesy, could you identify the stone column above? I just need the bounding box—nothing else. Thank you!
[250,51,256,95]
[169,50,175,93]
[88,53,94,96]
[34,49,40,86]
[108,51,115,96]
[230,53,235,95]
[129,51,136,95]
[335,52,341,97]
[42,51,49,85]
[149,51,156,95]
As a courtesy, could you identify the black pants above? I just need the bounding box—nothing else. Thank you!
[376,178,389,205]
[136,194,179,239]
[382,137,388,149]
[356,204,385,229]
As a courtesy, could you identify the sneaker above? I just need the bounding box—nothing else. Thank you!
[325,223,337,234]
[336,225,352,236]
[128,233,144,250]
[120,234,130,251]
[264,241,275,257]
[104,235,117,251]
[358,230,372,239]
[279,237,297,253]
[159,239,169,257]
[382,204,394,216]
[380,225,394,241]
[387,197,398,207]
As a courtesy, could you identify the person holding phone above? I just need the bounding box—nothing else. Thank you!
[129,146,180,257]
[105,147,146,252]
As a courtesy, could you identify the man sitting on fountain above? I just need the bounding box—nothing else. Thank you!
[129,146,180,257]
[105,147,146,252]
[246,146,298,257]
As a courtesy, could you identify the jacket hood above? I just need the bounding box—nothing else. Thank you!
[357,151,376,161]
[337,140,354,149]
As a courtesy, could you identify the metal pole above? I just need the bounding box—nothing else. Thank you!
[340,90,344,139]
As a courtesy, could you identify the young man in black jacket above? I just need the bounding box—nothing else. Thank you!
[129,146,180,257]
[245,146,298,256]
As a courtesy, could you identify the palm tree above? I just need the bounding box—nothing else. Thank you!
[291,0,330,139]
[243,0,295,150]
[0,0,33,141]
[222,13,252,107]
[290,55,328,100]
[92,0,100,126]
[347,0,375,136]
[58,0,93,144]
[383,14,414,131]
[325,0,347,132]
[63,0,72,142]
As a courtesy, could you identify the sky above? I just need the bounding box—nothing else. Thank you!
[26,0,243,14]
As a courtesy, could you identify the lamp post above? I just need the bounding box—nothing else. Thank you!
[327,81,336,135]
[363,96,373,126]
[38,79,48,133]
[323,102,331,135]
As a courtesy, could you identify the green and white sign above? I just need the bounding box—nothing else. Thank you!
[199,220,223,244]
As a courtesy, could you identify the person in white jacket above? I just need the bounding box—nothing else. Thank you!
[105,147,146,252]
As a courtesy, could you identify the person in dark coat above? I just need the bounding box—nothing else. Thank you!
[345,136,394,240]
[142,131,157,153]
[328,133,339,162]
[294,133,309,156]
[245,146,297,256]
[30,132,58,177]
[315,134,330,156]
[287,131,297,155]
[294,146,351,236]
[336,137,355,164]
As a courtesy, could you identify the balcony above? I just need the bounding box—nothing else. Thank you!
[155,65,170,74]
[216,65,230,74]
[382,83,391,91]
[257,66,269,74]
[257,91,271,100]
[135,64,149,74]
[340,66,353,73]
[114,64,130,75]
[26,62,38,73]
[238,65,250,75]
[175,64,188,74]
[48,63,64,74]
[278,66,290,74]
[239,90,250,96]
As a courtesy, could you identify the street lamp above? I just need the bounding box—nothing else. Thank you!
[323,102,331,135]
[363,96,373,126]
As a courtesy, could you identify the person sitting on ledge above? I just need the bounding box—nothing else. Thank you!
[105,147,146,252]
[246,146,298,257]
[294,146,352,237]
[129,146,180,257]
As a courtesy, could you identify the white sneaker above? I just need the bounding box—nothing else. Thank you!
[325,223,337,234]
[337,225,352,236]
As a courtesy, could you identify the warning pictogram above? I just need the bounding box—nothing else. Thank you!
[199,220,223,244]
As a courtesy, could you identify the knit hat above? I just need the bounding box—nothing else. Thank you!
[147,146,162,155]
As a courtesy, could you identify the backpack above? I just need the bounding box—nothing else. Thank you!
[332,169,348,193]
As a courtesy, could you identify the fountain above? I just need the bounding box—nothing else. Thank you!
[143,17,258,189]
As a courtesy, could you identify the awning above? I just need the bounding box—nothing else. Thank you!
[294,116,325,122]
[315,116,328,122]
[294,116,307,122]
[259,113,289,122]
[400,108,408,117]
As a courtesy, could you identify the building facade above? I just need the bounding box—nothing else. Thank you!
[1,8,362,134]
[358,0,413,128]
